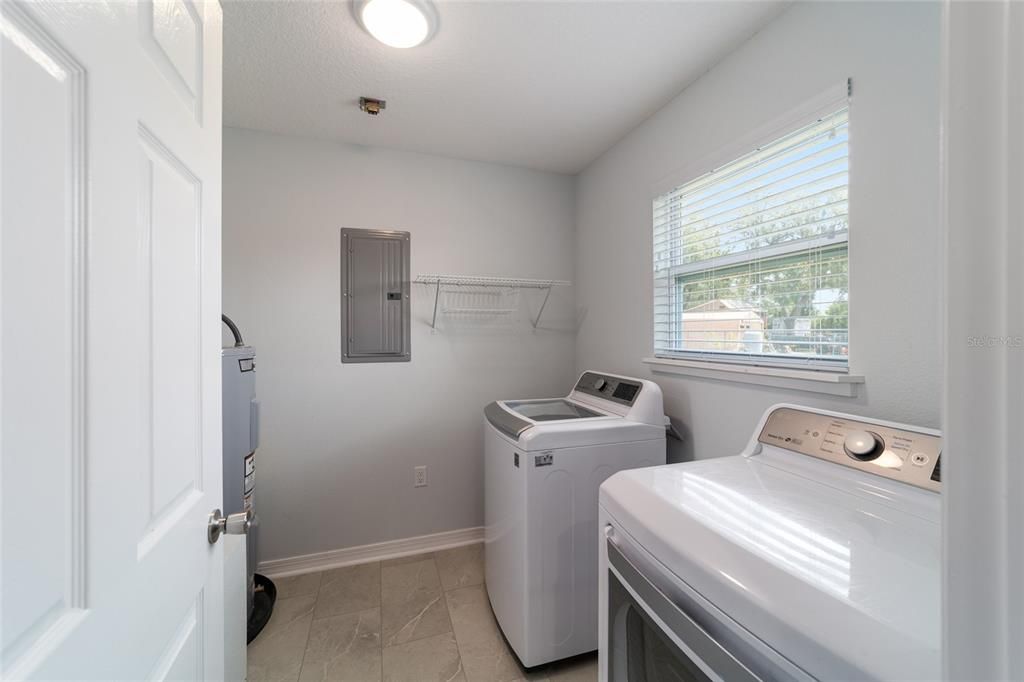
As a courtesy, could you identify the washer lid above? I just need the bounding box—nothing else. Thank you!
[503,398,604,421]
[600,454,940,681]
[485,399,664,451]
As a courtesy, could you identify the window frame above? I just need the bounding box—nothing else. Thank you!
[651,83,852,373]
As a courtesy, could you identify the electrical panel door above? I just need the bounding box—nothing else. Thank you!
[341,227,411,363]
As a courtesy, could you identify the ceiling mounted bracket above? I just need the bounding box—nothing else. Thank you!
[359,97,387,115]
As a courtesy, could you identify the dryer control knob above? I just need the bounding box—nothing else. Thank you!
[844,430,883,461]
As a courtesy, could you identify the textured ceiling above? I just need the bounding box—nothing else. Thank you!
[223,1,788,174]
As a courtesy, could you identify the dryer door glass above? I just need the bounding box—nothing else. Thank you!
[504,399,602,421]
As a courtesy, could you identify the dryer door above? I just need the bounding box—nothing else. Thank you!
[606,537,769,682]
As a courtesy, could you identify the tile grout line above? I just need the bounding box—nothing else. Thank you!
[293,572,323,682]
[443,588,471,682]
[432,555,464,682]
[436,556,458,654]
[379,560,384,681]
[378,556,467,680]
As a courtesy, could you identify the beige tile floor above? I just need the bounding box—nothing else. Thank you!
[248,543,598,682]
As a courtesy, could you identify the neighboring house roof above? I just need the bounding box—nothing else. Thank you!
[681,310,763,322]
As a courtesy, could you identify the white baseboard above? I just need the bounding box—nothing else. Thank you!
[257,526,484,578]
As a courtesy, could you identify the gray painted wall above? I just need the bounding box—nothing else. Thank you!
[225,2,942,561]
[574,2,941,463]
[223,129,576,561]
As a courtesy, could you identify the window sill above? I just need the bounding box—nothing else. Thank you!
[642,357,864,397]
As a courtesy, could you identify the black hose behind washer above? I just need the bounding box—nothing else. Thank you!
[222,314,245,347]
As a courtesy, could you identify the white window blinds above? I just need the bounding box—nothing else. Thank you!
[653,107,849,369]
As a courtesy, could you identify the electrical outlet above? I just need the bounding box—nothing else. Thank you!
[414,465,428,488]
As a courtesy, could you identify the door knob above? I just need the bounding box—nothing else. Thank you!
[208,508,251,544]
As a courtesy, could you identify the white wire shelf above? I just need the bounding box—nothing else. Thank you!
[414,274,570,289]
[442,307,518,315]
[414,274,571,330]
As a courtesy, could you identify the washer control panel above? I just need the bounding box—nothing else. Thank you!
[758,407,942,492]
[573,372,642,406]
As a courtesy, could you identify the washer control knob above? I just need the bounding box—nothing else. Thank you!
[593,378,607,391]
[844,430,883,461]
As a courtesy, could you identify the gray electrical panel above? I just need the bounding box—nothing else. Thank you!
[341,227,411,363]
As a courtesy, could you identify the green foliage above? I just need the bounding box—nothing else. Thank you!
[678,244,848,322]
[813,300,849,332]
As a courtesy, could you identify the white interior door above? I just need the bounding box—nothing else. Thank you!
[1,0,227,679]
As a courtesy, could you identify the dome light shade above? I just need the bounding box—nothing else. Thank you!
[354,0,438,49]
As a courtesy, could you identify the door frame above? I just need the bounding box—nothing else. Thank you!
[941,1,1024,678]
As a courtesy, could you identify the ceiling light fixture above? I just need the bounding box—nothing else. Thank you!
[353,0,438,49]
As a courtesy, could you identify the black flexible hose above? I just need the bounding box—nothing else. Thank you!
[222,314,245,347]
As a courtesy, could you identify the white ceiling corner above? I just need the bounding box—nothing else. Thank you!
[223,0,789,174]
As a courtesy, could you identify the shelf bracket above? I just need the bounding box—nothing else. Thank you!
[532,285,553,329]
[430,281,441,331]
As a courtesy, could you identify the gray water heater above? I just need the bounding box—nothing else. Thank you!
[222,344,260,616]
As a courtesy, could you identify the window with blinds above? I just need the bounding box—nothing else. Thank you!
[653,107,849,370]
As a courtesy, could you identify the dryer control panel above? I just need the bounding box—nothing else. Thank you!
[758,407,942,492]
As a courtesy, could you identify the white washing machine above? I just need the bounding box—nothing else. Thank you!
[484,371,666,668]
[598,404,942,681]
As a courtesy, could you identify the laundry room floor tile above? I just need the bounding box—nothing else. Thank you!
[446,585,523,682]
[381,557,443,599]
[247,594,317,682]
[299,608,382,682]
[382,631,465,682]
[276,571,323,599]
[314,562,381,619]
[249,545,596,682]
[381,558,452,646]
[435,544,484,591]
